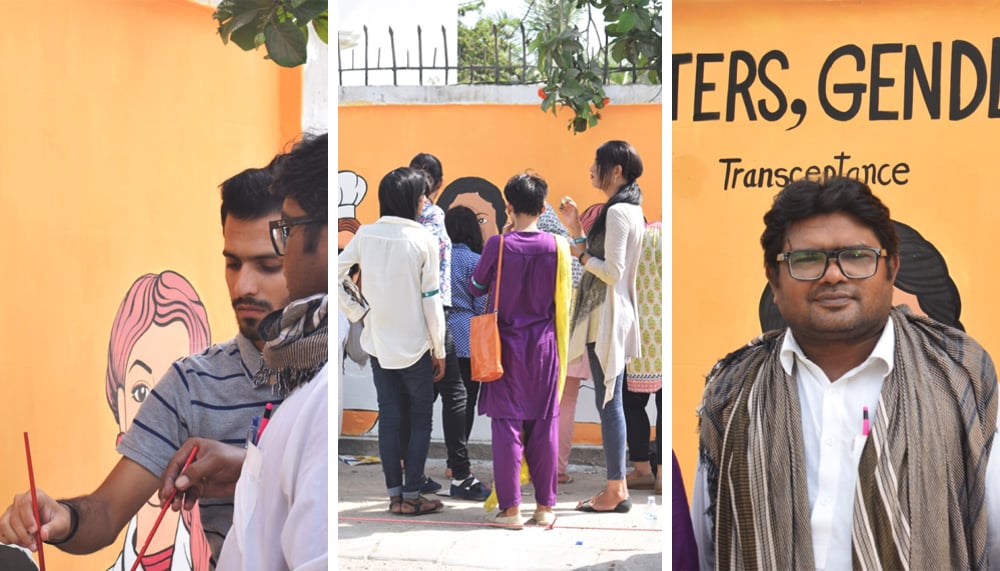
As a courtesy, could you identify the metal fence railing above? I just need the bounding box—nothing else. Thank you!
[338,24,657,87]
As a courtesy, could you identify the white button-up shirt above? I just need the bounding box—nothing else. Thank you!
[337,216,446,368]
[692,316,1000,570]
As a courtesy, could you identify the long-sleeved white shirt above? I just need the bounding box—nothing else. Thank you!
[337,216,446,368]
[692,316,1000,570]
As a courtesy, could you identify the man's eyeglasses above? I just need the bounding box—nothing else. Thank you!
[776,247,887,281]
[269,216,319,255]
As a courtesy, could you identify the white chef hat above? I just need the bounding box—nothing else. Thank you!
[339,171,367,219]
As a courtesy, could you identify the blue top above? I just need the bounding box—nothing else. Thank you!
[448,243,486,357]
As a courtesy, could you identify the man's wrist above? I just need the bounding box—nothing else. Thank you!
[45,500,79,545]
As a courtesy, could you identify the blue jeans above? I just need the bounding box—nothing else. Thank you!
[372,352,435,499]
[587,344,627,481]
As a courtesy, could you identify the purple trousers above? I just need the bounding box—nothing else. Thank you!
[491,416,558,510]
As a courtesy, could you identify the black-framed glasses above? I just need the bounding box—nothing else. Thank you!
[776,247,887,281]
[269,216,318,255]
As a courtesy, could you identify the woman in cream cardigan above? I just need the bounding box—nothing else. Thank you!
[558,140,645,513]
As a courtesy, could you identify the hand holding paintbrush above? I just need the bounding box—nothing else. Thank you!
[130,445,198,571]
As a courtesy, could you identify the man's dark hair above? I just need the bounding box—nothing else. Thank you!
[409,152,443,195]
[504,172,547,216]
[378,167,428,220]
[445,205,484,254]
[270,132,328,252]
[761,176,898,274]
[220,165,282,226]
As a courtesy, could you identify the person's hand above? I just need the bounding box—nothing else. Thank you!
[0,489,68,550]
[557,196,583,235]
[160,438,245,512]
[432,357,445,381]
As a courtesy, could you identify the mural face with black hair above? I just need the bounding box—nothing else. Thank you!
[436,176,507,243]
[759,219,963,332]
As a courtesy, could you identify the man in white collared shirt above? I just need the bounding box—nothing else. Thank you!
[693,176,1000,570]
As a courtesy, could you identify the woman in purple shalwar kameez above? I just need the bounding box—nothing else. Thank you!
[470,173,570,529]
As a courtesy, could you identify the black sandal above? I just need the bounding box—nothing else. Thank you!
[399,495,443,516]
[388,495,403,514]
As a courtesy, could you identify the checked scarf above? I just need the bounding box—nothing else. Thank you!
[698,306,996,570]
[254,293,329,397]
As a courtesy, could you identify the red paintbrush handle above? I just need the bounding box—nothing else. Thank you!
[130,445,199,571]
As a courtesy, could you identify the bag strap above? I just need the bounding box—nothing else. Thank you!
[492,233,505,313]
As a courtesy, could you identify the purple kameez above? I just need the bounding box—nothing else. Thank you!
[470,231,560,509]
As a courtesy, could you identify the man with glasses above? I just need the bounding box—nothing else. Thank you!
[0,163,289,568]
[217,132,327,569]
[692,176,1000,570]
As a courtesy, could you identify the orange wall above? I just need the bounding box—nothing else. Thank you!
[674,0,1000,492]
[338,103,662,225]
[0,2,299,569]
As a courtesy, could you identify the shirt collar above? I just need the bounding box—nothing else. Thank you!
[779,315,896,378]
[377,215,425,229]
[236,332,264,376]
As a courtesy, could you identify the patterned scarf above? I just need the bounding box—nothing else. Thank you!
[254,293,329,397]
[698,306,996,570]
[570,218,607,333]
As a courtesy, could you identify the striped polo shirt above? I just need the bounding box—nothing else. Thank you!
[117,333,283,566]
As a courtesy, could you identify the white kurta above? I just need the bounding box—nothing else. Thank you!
[217,365,329,571]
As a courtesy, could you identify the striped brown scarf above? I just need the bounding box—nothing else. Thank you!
[698,306,996,570]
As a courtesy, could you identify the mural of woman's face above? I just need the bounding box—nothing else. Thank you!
[116,321,191,433]
[451,193,498,243]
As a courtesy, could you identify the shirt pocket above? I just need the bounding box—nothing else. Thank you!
[232,442,264,536]
[852,434,868,467]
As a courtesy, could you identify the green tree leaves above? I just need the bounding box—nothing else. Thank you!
[214,0,328,68]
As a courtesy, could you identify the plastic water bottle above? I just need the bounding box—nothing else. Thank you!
[644,495,658,526]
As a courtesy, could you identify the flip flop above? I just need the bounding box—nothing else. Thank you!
[398,495,444,516]
[558,474,574,484]
[575,497,632,513]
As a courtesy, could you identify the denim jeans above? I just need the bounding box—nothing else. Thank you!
[587,344,627,481]
[399,321,472,480]
[372,352,436,499]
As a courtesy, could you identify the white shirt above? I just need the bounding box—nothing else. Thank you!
[337,216,446,368]
[693,317,1000,570]
[217,365,328,571]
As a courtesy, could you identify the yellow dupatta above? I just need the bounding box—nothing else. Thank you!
[483,234,573,512]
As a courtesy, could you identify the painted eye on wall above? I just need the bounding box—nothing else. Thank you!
[131,384,149,404]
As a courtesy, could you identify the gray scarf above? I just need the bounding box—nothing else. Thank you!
[254,293,329,397]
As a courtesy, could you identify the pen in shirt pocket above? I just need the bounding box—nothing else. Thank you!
[246,415,260,448]
[862,406,870,436]
[256,402,274,443]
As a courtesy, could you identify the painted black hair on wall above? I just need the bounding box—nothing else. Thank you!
[437,176,508,234]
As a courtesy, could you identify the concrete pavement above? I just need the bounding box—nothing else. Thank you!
[337,440,665,570]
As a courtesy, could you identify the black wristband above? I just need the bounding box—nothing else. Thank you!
[577,252,586,265]
[45,500,79,545]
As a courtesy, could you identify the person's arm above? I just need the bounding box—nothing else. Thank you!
[337,236,367,322]
[986,429,1000,569]
[420,234,446,375]
[0,457,157,554]
[161,437,247,512]
[580,205,636,285]
[468,237,496,300]
[691,459,716,571]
